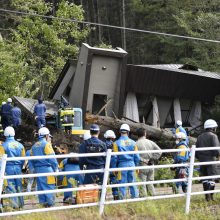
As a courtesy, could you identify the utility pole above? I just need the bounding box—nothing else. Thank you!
[122,0,126,50]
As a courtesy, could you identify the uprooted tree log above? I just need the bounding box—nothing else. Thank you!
[85,114,197,145]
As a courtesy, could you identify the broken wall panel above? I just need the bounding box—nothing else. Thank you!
[123,93,140,122]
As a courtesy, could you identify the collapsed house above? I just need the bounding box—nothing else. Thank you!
[49,44,220,130]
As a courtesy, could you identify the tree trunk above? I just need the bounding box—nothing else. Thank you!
[85,114,197,144]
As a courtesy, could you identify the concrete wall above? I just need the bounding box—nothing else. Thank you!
[69,44,89,107]
[86,55,120,116]
[53,64,76,100]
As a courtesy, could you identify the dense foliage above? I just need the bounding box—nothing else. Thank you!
[0,0,89,100]
[1,0,220,101]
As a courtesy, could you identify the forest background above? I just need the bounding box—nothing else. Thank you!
[0,0,220,103]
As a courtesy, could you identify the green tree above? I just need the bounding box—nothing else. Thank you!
[0,0,89,100]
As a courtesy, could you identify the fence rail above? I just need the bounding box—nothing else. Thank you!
[0,145,219,217]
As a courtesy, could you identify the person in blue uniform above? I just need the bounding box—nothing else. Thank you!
[34,97,46,129]
[112,124,140,199]
[1,98,13,129]
[11,102,21,129]
[174,120,189,145]
[0,126,25,208]
[59,153,84,204]
[173,132,190,193]
[104,130,119,200]
[30,127,58,207]
[79,124,107,185]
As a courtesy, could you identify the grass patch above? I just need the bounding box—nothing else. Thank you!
[5,194,220,220]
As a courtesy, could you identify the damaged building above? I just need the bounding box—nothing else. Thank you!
[47,44,220,129]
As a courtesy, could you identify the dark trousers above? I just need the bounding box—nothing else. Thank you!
[83,164,104,185]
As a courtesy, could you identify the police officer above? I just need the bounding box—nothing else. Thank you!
[196,119,220,201]
[112,124,140,199]
[59,153,84,204]
[79,124,107,185]
[11,102,22,129]
[173,132,189,193]
[34,97,46,129]
[173,120,189,145]
[1,98,13,129]
[31,127,58,207]
[0,126,25,209]
[104,130,119,200]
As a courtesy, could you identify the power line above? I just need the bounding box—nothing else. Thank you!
[0,8,220,44]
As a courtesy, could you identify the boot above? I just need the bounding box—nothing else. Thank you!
[210,183,215,201]
[203,182,211,202]
[113,195,119,200]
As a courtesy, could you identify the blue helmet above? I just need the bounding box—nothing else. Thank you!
[90,124,100,131]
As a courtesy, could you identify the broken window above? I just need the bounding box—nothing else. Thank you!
[92,94,107,116]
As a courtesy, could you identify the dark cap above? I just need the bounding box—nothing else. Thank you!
[90,124,100,131]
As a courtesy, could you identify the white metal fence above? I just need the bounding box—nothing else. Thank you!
[0,145,220,217]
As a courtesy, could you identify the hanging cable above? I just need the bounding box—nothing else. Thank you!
[0,8,220,43]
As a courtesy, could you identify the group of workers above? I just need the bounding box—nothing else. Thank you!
[0,117,219,211]
[0,97,47,132]
[0,98,22,130]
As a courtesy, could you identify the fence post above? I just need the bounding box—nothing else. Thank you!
[0,154,7,209]
[185,145,196,214]
[99,149,112,215]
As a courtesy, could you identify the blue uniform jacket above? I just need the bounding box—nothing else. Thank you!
[11,107,21,119]
[34,103,46,117]
[79,136,107,169]
[0,137,25,167]
[174,141,189,163]
[31,137,58,171]
[1,103,12,116]
[176,126,189,144]
[112,136,140,167]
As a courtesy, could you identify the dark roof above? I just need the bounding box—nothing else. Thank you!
[48,59,76,99]
[13,96,58,117]
[126,64,220,103]
[139,64,220,79]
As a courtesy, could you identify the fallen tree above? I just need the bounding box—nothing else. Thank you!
[85,114,197,145]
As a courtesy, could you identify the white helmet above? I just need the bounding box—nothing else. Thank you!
[4,126,15,137]
[2,101,6,105]
[104,130,116,139]
[7,98,12,103]
[38,127,50,136]
[175,132,186,140]
[83,131,91,140]
[120,123,130,132]
[204,119,218,129]
[176,120,182,126]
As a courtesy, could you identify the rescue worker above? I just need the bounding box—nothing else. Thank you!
[112,124,140,199]
[1,98,13,129]
[104,130,119,200]
[11,102,21,129]
[31,127,58,207]
[79,124,107,185]
[196,119,220,201]
[173,132,189,193]
[0,126,25,209]
[174,120,189,145]
[59,153,84,204]
[136,128,162,197]
[34,97,46,129]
